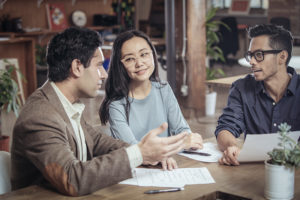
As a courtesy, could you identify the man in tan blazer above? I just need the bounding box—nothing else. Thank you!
[11,27,187,196]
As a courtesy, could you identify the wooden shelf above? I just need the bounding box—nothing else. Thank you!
[0,25,120,39]
[0,37,31,43]
[0,38,37,99]
[88,25,120,31]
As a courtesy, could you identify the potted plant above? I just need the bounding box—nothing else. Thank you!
[0,59,21,152]
[206,7,228,65]
[205,7,227,116]
[205,68,225,116]
[264,122,300,200]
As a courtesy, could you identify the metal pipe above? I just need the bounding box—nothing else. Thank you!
[165,0,176,91]
[180,0,188,96]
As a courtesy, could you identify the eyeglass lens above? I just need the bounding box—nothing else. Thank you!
[245,51,264,62]
[244,50,282,63]
[122,51,152,67]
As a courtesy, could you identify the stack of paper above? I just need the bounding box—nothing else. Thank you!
[238,131,300,162]
[120,167,215,187]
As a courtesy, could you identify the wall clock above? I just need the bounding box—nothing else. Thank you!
[71,10,87,27]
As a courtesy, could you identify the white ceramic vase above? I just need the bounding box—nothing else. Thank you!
[264,160,295,200]
[205,91,217,116]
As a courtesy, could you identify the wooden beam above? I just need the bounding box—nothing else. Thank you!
[185,0,206,116]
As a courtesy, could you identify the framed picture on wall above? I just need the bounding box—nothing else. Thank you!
[229,0,250,15]
[46,3,68,30]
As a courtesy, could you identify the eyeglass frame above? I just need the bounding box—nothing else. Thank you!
[120,50,153,67]
[244,49,283,63]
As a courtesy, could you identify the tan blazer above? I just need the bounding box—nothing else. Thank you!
[11,81,132,196]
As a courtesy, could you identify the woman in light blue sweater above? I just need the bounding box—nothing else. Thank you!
[100,30,203,170]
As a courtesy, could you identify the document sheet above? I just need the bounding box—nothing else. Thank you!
[238,131,300,162]
[120,167,215,187]
[178,142,223,162]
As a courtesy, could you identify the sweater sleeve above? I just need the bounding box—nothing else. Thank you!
[163,83,191,135]
[108,101,139,144]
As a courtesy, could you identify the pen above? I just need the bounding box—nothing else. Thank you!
[182,150,211,156]
[144,187,184,194]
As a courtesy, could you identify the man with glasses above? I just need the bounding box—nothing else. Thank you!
[215,24,300,166]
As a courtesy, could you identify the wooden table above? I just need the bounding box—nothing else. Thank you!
[206,74,248,88]
[206,74,249,110]
[1,143,300,199]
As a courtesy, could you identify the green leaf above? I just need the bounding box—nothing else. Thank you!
[206,7,218,22]
[267,123,300,168]
[205,7,229,69]
[0,59,22,117]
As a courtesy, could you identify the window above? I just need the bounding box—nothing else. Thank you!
[211,0,269,9]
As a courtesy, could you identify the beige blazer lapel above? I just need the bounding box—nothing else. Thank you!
[40,81,81,159]
[80,118,94,160]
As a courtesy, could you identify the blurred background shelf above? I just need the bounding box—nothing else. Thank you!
[0,37,36,99]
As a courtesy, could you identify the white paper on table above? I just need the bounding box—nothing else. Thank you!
[238,131,300,162]
[119,175,138,186]
[119,167,215,187]
[178,142,223,162]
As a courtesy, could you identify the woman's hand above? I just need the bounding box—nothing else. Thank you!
[184,132,203,150]
[161,157,178,171]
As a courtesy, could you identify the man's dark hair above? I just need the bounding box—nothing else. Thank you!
[47,27,102,82]
[247,24,293,65]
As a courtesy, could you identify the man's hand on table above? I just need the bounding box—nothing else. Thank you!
[219,145,240,166]
[142,157,178,171]
[216,130,241,166]
[161,157,178,170]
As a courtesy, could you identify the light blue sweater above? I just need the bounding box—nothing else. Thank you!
[109,81,191,144]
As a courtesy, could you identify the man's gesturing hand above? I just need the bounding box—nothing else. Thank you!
[138,122,187,164]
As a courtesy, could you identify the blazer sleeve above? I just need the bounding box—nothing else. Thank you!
[14,103,132,196]
[82,119,130,156]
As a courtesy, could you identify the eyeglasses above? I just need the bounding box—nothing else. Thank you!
[121,50,153,67]
[244,49,282,63]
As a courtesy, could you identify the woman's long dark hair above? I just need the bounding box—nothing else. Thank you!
[99,30,160,125]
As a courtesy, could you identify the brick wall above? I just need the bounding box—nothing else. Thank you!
[268,0,300,35]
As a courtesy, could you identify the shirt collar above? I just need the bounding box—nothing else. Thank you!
[255,80,265,95]
[286,66,297,96]
[50,82,85,120]
[255,66,297,96]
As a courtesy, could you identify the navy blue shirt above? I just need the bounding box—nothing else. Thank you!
[215,67,300,138]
